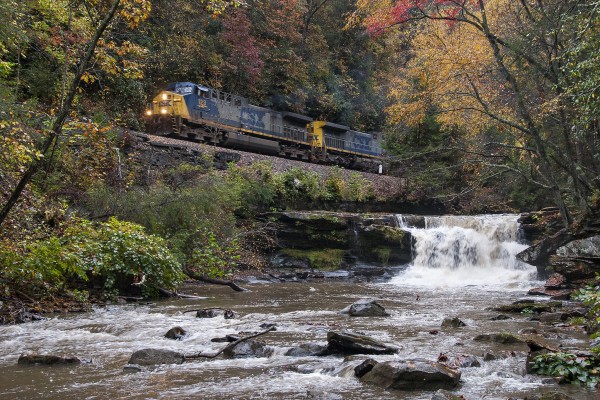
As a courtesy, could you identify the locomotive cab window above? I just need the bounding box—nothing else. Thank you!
[219,92,225,101]
[212,91,217,99]
[226,94,232,103]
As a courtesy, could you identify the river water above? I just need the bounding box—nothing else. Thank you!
[0,214,597,399]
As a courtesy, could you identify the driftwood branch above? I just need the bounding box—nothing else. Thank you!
[185,326,275,360]
[158,288,205,299]
[185,268,248,292]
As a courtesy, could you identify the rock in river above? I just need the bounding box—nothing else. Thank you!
[473,333,525,344]
[222,339,273,359]
[441,317,466,328]
[343,298,390,317]
[326,331,399,355]
[128,349,185,365]
[165,326,187,340]
[358,359,461,391]
[18,353,80,365]
[284,343,328,357]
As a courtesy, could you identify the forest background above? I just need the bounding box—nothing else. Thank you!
[0,1,599,315]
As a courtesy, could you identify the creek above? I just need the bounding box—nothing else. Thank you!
[0,214,598,399]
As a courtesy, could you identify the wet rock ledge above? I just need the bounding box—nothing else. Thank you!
[261,211,413,271]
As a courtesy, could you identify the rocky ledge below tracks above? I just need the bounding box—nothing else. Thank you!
[128,132,406,201]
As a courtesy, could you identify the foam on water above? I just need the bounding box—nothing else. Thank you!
[391,214,537,288]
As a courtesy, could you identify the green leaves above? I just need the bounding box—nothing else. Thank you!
[190,230,240,279]
[531,352,600,387]
[0,217,184,299]
[573,275,600,337]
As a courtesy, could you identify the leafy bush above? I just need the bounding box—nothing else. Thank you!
[66,218,184,298]
[573,276,600,335]
[0,218,184,299]
[189,230,240,279]
[531,352,600,387]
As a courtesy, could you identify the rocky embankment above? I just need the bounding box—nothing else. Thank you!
[517,208,600,298]
[263,211,411,275]
[124,131,406,202]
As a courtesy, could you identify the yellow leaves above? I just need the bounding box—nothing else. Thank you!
[119,0,152,30]
[384,16,520,135]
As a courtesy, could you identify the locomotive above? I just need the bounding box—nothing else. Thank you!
[145,82,384,172]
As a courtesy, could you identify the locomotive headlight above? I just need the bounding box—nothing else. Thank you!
[162,93,168,100]
[146,110,152,116]
[160,108,167,114]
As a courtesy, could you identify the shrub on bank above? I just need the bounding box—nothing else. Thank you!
[0,218,184,300]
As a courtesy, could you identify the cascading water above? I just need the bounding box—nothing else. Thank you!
[392,214,538,288]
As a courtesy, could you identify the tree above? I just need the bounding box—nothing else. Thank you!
[355,0,600,226]
[0,0,243,227]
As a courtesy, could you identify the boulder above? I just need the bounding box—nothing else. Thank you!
[18,353,80,365]
[482,352,497,361]
[441,317,466,328]
[222,339,273,359]
[525,337,559,353]
[548,255,599,281]
[284,343,328,357]
[354,358,379,378]
[345,298,390,317]
[527,287,571,300]
[128,349,184,366]
[492,301,562,314]
[544,273,567,289]
[326,331,399,355]
[537,312,569,324]
[490,314,512,321]
[359,359,461,391]
[164,326,187,340]
[473,333,525,344]
[196,308,223,318]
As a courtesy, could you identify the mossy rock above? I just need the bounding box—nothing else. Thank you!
[473,333,525,344]
[279,211,350,230]
[357,225,412,265]
[492,301,562,314]
[279,248,347,271]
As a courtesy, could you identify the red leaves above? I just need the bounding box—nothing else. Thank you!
[221,9,264,84]
[364,0,485,35]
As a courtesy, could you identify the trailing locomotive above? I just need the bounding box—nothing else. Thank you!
[145,82,384,172]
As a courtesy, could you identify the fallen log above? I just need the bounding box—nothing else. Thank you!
[184,269,248,292]
[186,326,275,360]
[158,288,206,299]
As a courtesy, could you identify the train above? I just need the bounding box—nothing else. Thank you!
[145,82,384,173]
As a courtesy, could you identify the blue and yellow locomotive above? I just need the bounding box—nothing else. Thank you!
[146,82,384,172]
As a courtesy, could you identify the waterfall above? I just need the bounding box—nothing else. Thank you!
[392,214,537,288]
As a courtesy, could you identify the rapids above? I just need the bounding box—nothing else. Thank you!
[0,214,597,399]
